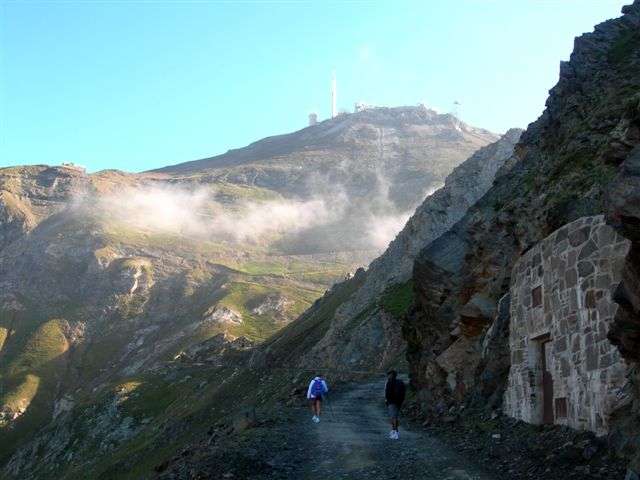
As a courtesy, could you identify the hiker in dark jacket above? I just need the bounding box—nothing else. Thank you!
[385,370,406,439]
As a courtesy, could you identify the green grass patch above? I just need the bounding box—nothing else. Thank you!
[117,378,182,420]
[262,271,368,364]
[78,331,136,382]
[220,257,353,287]
[380,280,415,318]
[0,317,70,463]
[0,327,8,353]
[212,182,282,203]
[0,374,40,413]
[7,319,69,376]
[217,281,319,341]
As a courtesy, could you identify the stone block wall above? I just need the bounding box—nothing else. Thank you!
[504,215,631,435]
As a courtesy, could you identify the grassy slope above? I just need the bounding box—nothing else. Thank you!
[18,273,409,478]
[260,270,369,366]
[0,318,70,461]
[4,362,295,480]
[0,181,362,473]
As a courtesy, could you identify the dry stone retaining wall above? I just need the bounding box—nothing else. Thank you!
[504,215,631,435]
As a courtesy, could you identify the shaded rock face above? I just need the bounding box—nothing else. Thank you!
[292,130,522,372]
[475,293,511,410]
[0,166,92,251]
[504,216,630,435]
[606,146,640,359]
[405,0,640,424]
[605,99,640,472]
[360,128,523,304]
[202,306,243,327]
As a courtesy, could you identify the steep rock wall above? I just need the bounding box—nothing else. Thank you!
[405,1,640,418]
[268,130,522,372]
[605,119,640,472]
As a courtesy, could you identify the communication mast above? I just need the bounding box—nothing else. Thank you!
[331,71,337,118]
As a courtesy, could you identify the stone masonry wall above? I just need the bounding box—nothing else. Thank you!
[504,215,631,435]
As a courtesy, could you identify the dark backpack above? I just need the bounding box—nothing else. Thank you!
[311,379,325,397]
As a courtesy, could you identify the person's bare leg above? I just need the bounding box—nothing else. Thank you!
[315,399,322,417]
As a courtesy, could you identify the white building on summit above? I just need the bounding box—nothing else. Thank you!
[60,162,86,173]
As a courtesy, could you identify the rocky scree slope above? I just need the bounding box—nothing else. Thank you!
[0,108,496,478]
[403,0,640,452]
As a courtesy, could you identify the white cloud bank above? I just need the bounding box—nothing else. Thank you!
[81,176,443,253]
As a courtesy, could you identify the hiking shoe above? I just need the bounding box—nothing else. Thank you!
[312,415,320,423]
[393,430,399,440]
[388,431,395,439]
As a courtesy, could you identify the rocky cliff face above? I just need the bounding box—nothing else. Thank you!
[0,166,92,251]
[258,128,522,373]
[605,114,640,473]
[404,0,640,432]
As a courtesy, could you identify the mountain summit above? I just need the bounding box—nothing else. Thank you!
[154,106,497,213]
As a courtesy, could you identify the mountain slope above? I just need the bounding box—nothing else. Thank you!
[3,2,639,476]
[257,128,523,372]
[0,107,497,477]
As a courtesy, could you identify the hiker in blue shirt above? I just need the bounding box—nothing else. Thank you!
[307,375,329,423]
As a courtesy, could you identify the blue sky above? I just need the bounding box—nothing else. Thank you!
[0,0,629,173]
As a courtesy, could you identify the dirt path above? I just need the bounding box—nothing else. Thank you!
[264,380,496,480]
[157,379,624,479]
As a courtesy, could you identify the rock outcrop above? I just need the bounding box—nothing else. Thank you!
[404,0,640,447]
[605,77,640,475]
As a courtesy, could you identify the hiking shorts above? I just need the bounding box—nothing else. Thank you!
[309,396,323,402]
[388,403,400,419]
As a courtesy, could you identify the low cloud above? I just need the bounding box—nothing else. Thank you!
[79,174,443,254]
[86,185,338,245]
[366,212,412,251]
